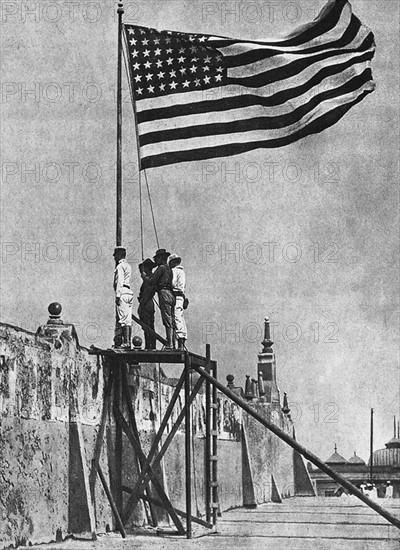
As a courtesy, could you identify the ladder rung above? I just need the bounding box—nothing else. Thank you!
[210,430,218,436]
[210,403,218,409]
[211,502,219,508]
[210,455,218,461]
[210,481,218,487]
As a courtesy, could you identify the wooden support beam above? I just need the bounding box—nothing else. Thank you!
[113,405,185,535]
[114,365,123,514]
[120,370,158,527]
[121,368,185,517]
[138,493,213,530]
[121,372,206,523]
[97,465,126,538]
[131,314,167,346]
[205,344,211,524]
[184,353,192,539]
[211,360,219,523]
[191,363,400,531]
[89,348,186,363]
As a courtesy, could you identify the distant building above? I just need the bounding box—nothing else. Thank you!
[308,424,400,498]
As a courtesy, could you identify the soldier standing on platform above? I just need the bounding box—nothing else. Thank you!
[168,254,187,349]
[140,248,175,350]
[137,258,156,350]
[113,246,134,348]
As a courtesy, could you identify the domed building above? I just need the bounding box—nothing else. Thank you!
[371,435,400,467]
[348,452,366,466]
[325,445,348,468]
[308,420,400,498]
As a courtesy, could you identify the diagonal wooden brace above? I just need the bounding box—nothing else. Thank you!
[113,405,185,535]
[191,362,400,532]
[123,367,185,501]
[137,493,214,530]
[131,313,167,346]
[122,367,206,523]
[97,464,126,538]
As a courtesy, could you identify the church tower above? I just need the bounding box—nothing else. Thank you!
[257,317,280,408]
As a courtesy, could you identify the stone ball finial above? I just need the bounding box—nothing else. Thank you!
[48,302,62,316]
[226,374,235,388]
[47,302,63,325]
[132,335,142,349]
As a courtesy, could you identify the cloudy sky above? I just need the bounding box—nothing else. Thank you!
[1,0,399,462]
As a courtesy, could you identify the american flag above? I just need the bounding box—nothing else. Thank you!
[124,0,375,170]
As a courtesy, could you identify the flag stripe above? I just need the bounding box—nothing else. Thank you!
[226,34,374,87]
[141,90,369,169]
[124,0,375,169]
[138,61,373,134]
[140,83,373,158]
[223,18,362,70]
[214,0,348,49]
[137,49,374,124]
[218,11,358,61]
[199,0,348,50]
[139,71,372,148]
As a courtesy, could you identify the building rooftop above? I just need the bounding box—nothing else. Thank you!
[326,445,348,465]
[347,451,366,465]
[385,437,400,449]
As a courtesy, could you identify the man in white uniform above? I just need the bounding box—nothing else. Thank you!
[169,254,187,349]
[386,481,393,498]
[113,246,134,348]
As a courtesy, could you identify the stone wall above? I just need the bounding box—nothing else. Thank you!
[0,322,112,549]
[0,320,305,549]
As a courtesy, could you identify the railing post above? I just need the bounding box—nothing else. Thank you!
[113,361,123,515]
[184,352,192,539]
[205,344,211,524]
[211,359,219,524]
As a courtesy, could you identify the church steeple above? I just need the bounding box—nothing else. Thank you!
[257,317,280,407]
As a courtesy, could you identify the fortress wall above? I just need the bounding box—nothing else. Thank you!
[243,403,295,503]
[0,323,112,548]
[0,321,295,549]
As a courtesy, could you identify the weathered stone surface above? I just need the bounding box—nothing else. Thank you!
[16,499,400,550]
[0,324,112,548]
[0,322,297,548]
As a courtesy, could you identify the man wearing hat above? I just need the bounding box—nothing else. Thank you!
[169,254,187,349]
[138,258,156,350]
[113,246,134,348]
[140,248,175,350]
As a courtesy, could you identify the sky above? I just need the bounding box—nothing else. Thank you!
[1,0,399,463]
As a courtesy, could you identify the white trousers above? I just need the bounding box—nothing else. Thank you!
[116,291,134,327]
[174,296,187,339]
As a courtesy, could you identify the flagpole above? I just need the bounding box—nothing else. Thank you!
[369,408,374,483]
[116,2,124,246]
[121,23,144,257]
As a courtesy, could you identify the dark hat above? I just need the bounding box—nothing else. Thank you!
[140,258,156,269]
[113,246,126,256]
[153,248,170,258]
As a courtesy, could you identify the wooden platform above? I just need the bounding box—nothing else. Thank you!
[88,347,211,367]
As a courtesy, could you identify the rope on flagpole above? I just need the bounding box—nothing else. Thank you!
[122,27,145,259]
[122,28,161,257]
[139,176,144,260]
[144,169,160,248]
